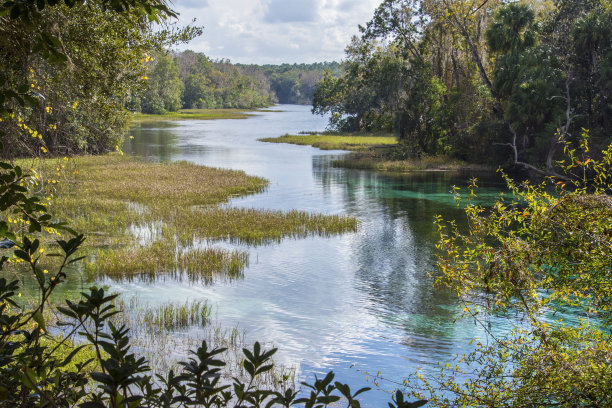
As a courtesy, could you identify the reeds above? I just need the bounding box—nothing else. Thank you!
[132,299,211,331]
[109,297,296,390]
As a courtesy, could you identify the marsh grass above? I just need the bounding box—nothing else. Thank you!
[171,207,358,246]
[332,151,492,172]
[130,108,256,122]
[110,297,297,390]
[24,154,356,282]
[115,297,212,332]
[87,240,248,282]
[258,133,398,151]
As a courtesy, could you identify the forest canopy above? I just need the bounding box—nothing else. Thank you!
[313,0,612,172]
[130,52,340,113]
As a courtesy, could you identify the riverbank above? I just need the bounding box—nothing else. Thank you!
[130,108,259,122]
[258,133,494,172]
[24,154,357,282]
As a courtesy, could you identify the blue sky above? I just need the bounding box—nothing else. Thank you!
[171,0,381,64]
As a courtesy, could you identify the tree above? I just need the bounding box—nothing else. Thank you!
[313,0,498,158]
[0,0,193,157]
[417,134,612,406]
[485,1,612,176]
[183,73,214,108]
[141,52,184,114]
[487,3,566,172]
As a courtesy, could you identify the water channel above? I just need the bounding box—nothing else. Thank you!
[119,104,508,405]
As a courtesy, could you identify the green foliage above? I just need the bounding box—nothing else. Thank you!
[133,52,339,113]
[422,135,612,406]
[0,0,199,157]
[312,0,492,158]
[316,0,612,171]
[141,53,184,114]
[265,63,340,105]
[486,4,537,54]
[134,51,277,112]
[138,58,329,112]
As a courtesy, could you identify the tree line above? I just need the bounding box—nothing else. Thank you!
[237,62,341,105]
[313,0,612,173]
[130,51,341,114]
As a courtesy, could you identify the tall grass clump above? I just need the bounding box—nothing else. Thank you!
[171,207,358,245]
[332,152,490,172]
[139,300,212,331]
[88,240,248,282]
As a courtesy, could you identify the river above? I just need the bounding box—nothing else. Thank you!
[120,104,507,405]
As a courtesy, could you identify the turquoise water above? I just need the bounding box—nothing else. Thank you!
[120,105,509,405]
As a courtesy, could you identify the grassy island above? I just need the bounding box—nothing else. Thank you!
[26,155,357,282]
[259,133,397,151]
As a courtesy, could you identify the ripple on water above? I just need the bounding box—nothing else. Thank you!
[118,105,510,407]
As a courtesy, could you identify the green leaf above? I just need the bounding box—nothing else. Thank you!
[32,310,46,331]
[60,344,88,367]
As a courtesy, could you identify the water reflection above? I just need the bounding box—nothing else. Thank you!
[110,105,510,406]
[126,122,179,161]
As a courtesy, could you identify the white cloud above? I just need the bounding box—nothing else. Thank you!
[263,0,318,23]
[170,0,381,64]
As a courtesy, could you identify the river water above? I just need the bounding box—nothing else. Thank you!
[120,105,507,405]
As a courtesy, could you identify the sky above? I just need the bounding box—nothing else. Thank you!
[170,0,381,64]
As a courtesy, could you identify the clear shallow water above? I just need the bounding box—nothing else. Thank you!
[121,105,509,405]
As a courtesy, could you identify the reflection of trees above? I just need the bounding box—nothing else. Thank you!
[125,123,179,161]
[312,156,502,350]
